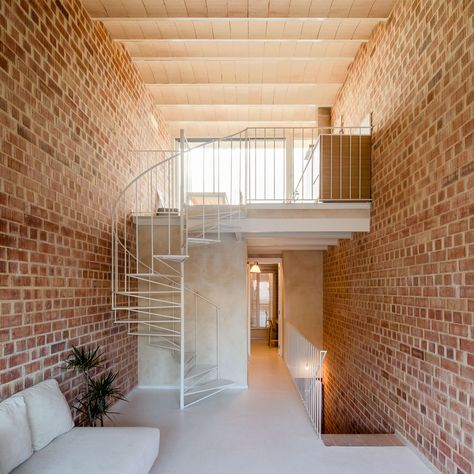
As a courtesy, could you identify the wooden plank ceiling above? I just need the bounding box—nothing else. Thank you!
[82,0,396,137]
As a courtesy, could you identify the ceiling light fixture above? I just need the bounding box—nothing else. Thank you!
[249,262,261,273]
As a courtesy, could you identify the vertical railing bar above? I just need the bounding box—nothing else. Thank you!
[359,131,362,200]
[150,155,154,271]
[127,248,131,312]
[320,128,323,201]
[301,128,304,200]
[273,129,276,201]
[239,132,242,207]
[330,133,333,200]
[168,157,171,255]
[216,307,219,379]
[217,139,220,243]
[244,129,248,204]
[264,127,266,200]
[179,131,185,410]
[123,194,127,294]
[179,260,185,409]
[282,129,285,201]
[135,180,138,273]
[230,137,234,206]
[254,128,257,201]
[195,293,197,366]
[311,128,315,200]
[202,144,205,238]
[213,141,216,194]
[340,131,342,200]
[350,133,352,201]
[290,127,296,201]
[112,201,115,309]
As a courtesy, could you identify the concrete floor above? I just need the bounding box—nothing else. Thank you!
[109,342,433,474]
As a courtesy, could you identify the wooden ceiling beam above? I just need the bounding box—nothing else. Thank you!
[93,16,387,22]
[114,38,368,43]
[132,56,355,61]
[147,82,344,87]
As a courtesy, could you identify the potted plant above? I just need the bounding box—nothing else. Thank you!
[65,346,126,427]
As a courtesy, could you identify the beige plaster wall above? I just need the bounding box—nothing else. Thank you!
[282,251,323,348]
[185,235,248,386]
[138,225,248,387]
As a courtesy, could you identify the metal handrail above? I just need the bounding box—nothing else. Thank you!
[284,321,327,437]
[114,124,371,215]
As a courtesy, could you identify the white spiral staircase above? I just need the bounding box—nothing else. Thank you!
[112,131,242,409]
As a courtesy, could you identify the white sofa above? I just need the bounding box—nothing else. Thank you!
[0,379,159,474]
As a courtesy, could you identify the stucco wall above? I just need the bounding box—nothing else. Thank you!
[138,230,248,387]
[283,251,324,348]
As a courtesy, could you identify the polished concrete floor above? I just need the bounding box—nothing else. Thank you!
[109,342,432,474]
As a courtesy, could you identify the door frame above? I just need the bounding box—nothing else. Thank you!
[247,257,283,356]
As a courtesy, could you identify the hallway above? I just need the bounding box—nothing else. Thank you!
[110,342,432,474]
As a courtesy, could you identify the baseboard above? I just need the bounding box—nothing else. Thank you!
[395,430,438,473]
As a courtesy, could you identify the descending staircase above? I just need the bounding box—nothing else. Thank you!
[112,139,238,409]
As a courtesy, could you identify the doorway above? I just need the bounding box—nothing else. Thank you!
[247,259,283,356]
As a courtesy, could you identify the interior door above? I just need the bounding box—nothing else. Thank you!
[249,266,278,341]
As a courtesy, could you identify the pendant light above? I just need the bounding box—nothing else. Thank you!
[249,262,261,273]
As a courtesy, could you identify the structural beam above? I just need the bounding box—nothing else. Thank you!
[93,16,388,22]
[147,82,343,87]
[159,105,317,122]
[115,38,369,43]
[247,245,330,252]
[132,56,355,61]
[150,84,340,106]
[119,39,364,59]
[167,120,318,125]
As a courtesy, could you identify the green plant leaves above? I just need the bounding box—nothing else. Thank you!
[65,346,104,373]
[65,346,126,427]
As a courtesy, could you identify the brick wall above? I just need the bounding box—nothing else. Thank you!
[323,1,473,473]
[0,0,170,406]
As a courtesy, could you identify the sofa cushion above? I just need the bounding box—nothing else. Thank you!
[13,427,160,474]
[14,380,74,451]
[0,396,33,473]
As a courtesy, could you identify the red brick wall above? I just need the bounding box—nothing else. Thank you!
[323,1,473,473]
[0,0,170,406]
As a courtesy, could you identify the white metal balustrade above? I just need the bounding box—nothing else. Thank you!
[284,322,327,437]
[112,125,368,410]
[183,126,371,204]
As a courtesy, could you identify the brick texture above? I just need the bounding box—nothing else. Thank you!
[323,1,473,473]
[0,0,170,408]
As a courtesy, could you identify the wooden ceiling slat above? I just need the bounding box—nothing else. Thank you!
[184,0,208,16]
[99,18,383,40]
[347,0,374,17]
[82,0,396,135]
[120,39,365,58]
[149,83,340,105]
[135,58,351,84]
[90,0,395,18]
[141,0,167,16]
[163,0,188,16]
